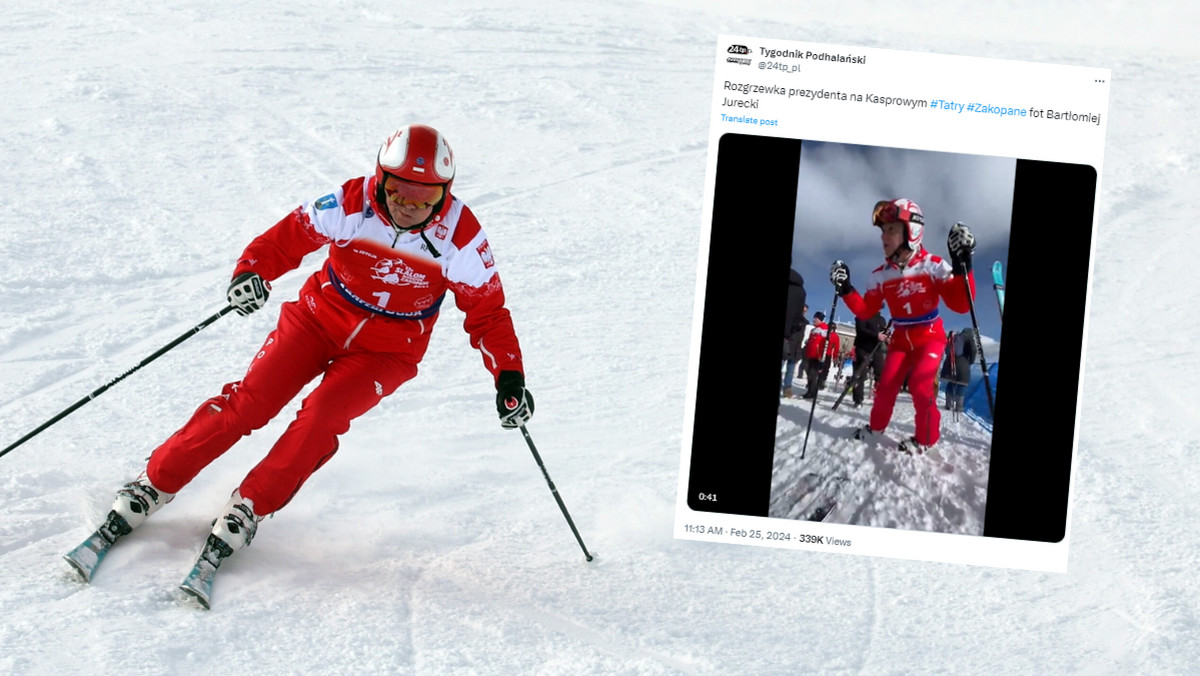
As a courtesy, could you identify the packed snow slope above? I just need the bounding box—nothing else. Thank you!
[1,1,1197,674]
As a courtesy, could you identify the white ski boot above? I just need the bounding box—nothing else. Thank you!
[63,473,175,582]
[111,472,175,530]
[210,490,261,552]
[852,423,878,441]
[179,491,263,608]
[898,436,932,456]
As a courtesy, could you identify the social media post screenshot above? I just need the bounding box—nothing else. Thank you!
[675,37,1110,571]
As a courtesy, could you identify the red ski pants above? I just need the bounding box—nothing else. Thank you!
[869,336,946,446]
[146,301,417,515]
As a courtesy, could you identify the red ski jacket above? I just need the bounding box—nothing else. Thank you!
[803,321,840,361]
[232,176,523,383]
[842,248,975,353]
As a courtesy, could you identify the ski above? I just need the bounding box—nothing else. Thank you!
[780,472,823,517]
[63,511,133,583]
[802,476,848,522]
[179,534,234,609]
[992,261,1005,317]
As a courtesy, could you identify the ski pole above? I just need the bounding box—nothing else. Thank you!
[516,424,594,562]
[831,320,892,411]
[961,271,996,419]
[801,289,839,460]
[1,306,236,460]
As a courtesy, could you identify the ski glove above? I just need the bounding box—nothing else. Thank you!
[227,272,270,316]
[947,222,976,274]
[496,370,535,429]
[830,260,853,296]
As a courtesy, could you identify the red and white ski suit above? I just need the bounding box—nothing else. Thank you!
[146,176,524,514]
[842,248,974,446]
[803,321,840,362]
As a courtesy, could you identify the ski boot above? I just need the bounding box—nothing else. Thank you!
[64,473,175,582]
[112,473,176,530]
[852,423,878,441]
[180,491,262,608]
[898,436,932,456]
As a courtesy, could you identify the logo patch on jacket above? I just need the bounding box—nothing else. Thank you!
[895,279,928,298]
[371,258,430,288]
[315,194,338,211]
[477,241,495,268]
[435,224,448,240]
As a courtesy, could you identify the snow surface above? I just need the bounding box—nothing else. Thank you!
[1,1,1197,673]
[772,384,992,534]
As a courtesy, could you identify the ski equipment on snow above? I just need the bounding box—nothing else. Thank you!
[179,534,236,609]
[63,511,134,583]
[800,285,840,459]
[804,476,849,522]
[992,261,1005,317]
[1,306,236,460]
[783,473,849,522]
[112,474,175,530]
[898,436,932,456]
[64,475,175,582]
[516,425,594,562]
[852,423,877,441]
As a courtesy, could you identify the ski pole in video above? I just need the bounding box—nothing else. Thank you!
[799,290,840,460]
[950,221,994,418]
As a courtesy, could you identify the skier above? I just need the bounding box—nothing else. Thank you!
[829,198,975,454]
[75,124,533,576]
[801,311,839,399]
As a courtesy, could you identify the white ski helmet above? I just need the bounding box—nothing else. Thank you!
[371,124,455,231]
[872,198,925,251]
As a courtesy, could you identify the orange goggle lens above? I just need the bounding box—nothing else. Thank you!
[872,200,897,226]
[384,178,444,209]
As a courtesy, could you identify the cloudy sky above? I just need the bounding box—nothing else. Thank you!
[792,142,1014,339]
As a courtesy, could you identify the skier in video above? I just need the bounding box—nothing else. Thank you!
[801,311,840,399]
[829,198,975,454]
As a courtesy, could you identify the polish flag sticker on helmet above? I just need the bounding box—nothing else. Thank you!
[477,240,495,268]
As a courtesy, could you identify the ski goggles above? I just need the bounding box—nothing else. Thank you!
[383,176,444,210]
[872,200,923,227]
